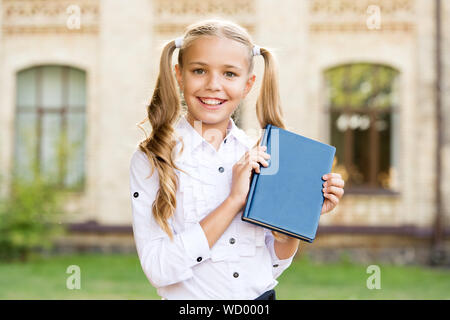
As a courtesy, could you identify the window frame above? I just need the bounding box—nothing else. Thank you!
[14,65,87,191]
[325,63,400,196]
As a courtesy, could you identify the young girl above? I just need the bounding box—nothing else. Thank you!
[130,19,344,300]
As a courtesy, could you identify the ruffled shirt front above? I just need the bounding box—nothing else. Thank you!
[129,114,297,300]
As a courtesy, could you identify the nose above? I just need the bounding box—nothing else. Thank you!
[205,72,221,91]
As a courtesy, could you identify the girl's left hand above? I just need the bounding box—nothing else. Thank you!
[321,173,345,215]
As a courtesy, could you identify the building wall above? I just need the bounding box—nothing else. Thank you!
[442,0,450,232]
[95,0,154,225]
[305,0,417,228]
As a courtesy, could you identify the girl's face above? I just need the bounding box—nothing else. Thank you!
[175,36,256,130]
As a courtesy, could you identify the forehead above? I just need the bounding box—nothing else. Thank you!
[182,36,250,69]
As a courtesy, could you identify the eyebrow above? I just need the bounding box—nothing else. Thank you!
[188,61,243,71]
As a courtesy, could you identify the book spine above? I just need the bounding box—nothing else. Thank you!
[242,124,272,218]
[262,124,272,147]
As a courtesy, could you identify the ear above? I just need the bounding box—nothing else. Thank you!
[175,64,183,90]
[243,74,256,97]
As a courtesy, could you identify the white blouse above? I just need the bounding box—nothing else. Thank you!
[129,114,297,300]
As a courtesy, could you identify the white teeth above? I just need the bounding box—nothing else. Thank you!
[200,98,223,105]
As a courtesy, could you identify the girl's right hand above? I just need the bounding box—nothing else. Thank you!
[228,145,271,210]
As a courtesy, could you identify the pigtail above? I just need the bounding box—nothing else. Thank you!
[256,47,290,243]
[255,48,286,130]
[138,39,185,241]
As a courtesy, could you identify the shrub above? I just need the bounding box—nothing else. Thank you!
[0,172,67,262]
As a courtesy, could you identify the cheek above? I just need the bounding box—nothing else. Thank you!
[184,77,205,94]
[227,82,248,99]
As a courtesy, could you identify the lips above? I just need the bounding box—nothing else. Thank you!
[198,97,227,103]
[197,97,227,109]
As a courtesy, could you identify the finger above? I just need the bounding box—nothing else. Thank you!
[323,173,342,181]
[249,148,265,158]
[252,145,268,156]
[258,145,267,152]
[323,186,344,198]
[253,154,269,167]
[258,150,271,160]
[250,146,266,155]
[250,160,260,173]
[236,156,246,166]
[243,147,270,169]
[238,151,251,165]
[323,178,345,188]
[323,192,339,206]
[259,156,269,167]
[245,151,263,165]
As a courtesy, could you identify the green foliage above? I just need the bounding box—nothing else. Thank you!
[0,118,80,262]
[0,171,67,262]
[324,63,399,110]
[0,126,72,261]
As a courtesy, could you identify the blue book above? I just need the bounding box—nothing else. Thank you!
[242,124,336,243]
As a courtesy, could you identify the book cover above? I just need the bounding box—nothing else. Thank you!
[241,124,336,243]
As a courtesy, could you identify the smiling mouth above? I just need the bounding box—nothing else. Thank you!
[197,97,227,107]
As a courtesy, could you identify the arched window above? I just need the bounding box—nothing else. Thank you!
[324,63,399,193]
[14,65,87,190]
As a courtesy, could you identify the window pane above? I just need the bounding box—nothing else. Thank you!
[17,69,37,108]
[40,113,61,181]
[15,65,87,190]
[377,112,392,189]
[351,115,371,185]
[350,64,374,109]
[330,111,345,169]
[325,67,346,109]
[14,113,38,182]
[368,67,396,110]
[68,68,86,108]
[325,64,398,111]
[41,66,63,109]
[65,113,86,188]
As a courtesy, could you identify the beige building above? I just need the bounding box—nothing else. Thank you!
[0,0,449,263]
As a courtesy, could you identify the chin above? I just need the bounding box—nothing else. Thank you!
[191,109,229,123]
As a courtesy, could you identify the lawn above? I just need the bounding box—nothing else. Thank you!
[0,253,449,299]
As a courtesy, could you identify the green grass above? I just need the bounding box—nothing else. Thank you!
[277,256,450,299]
[0,253,158,299]
[0,253,449,299]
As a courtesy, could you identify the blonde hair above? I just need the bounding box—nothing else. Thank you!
[138,18,288,241]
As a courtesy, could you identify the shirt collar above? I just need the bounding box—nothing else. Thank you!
[174,114,252,151]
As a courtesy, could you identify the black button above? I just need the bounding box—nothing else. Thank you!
[229,238,236,244]
[273,264,279,268]
[133,192,139,198]
[218,166,224,173]
[233,272,239,278]
[224,138,227,143]
[197,257,202,262]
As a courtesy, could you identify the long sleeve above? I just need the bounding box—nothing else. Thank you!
[264,229,298,279]
[129,150,211,288]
